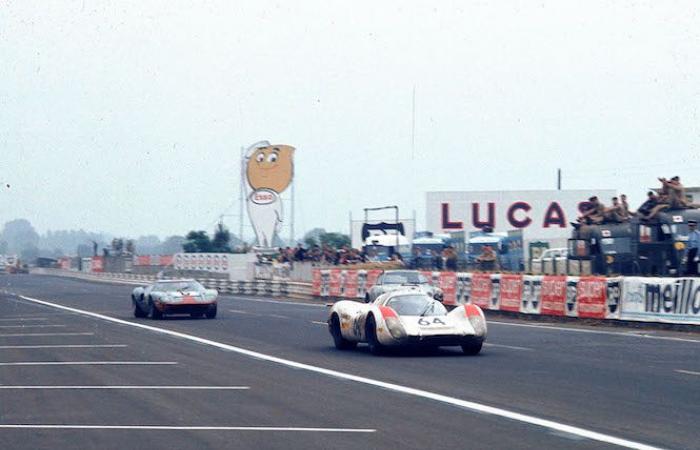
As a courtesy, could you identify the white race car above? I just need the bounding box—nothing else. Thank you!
[328,288,487,355]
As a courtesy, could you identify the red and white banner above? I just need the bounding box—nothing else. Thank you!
[499,274,523,312]
[312,270,322,296]
[329,269,342,297]
[540,275,567,316]
[439,272,458,306]
[91,256,104,273]
[343,270,359,299]
[470,273,492,309]
[576,276,607,319]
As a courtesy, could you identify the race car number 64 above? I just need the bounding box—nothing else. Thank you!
[418,317,445,326]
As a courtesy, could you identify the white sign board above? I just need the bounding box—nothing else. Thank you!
[426,189,616,247]
[620,277,700,325]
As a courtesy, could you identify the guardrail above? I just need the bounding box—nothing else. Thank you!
[32,269,313,300]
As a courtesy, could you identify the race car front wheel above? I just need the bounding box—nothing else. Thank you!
[365,316,384,355]
[148,298,163,320]
[329,314,356,350]
[133,303,148,318]
[205,304,217,319]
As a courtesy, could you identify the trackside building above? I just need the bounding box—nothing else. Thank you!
[426,190,616,254]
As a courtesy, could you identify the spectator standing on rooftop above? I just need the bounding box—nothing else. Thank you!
[686,220,700,276]
[578,196,605,225]
[604,197,626,223]
[620,194,634,217]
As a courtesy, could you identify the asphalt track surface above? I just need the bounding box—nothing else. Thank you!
[0,275,698,450]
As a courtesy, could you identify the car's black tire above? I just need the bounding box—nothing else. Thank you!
[133,302,148,318]
[461,340,483,355]
[329,314,356,350]
[205,304,217,319]
[365,315,384,355]
[148,298,163,320]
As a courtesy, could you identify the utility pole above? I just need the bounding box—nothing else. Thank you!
[239,146,245,243]
[557,168,562,190]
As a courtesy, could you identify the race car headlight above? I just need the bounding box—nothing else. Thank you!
[385,317,407,339]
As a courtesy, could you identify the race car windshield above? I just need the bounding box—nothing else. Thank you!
[383,272,428,285]
[387,295,447,316]
[154,281,203,292]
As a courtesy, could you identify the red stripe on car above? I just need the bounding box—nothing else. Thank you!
[464,304,481,317]
[379,306,397,318]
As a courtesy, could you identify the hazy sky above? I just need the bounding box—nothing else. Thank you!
[2,1,699,241]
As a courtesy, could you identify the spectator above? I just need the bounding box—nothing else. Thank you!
[390,253,405,267]
[444,246,458,271]
[661,176,688,209]
[637,191,659,218]
[604,197,627,223]
[686,220,700,276]
[431,249,443,270]
[620,194,634,217]
[577,196,605,225]
[293,243,307,261]
[476,245,497,271]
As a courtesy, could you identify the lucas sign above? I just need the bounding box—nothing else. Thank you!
[245,140,295,248]
[426,190,616,244]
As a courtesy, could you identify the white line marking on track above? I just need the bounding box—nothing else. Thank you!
[0,425,375,432]
[675,369,700,376]
[311,321,327,326]
[16,294,660,450]
[0,345,127,349]
[0,318,49,322]
[483,343,533,351]
[0,386,249,390]
[0,325,66,329]
[0,332,93,337]
[0,361,177,366]
[489,321,700,343]
[228,296,325,307]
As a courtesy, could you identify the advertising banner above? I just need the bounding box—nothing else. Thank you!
[456,272,472,304]
[540,275,567,316]
[471,273,492,309]
[135,256,151,266]
[520,275,542,314]
[329,269,342,297]
[620,277,700,325]
[439,272,458,305]
[91,256,104,273]
[576,276,607,319]
[244,141,295,249]
[499,274,523,312]
[343,270,359,299]
[366,270,382,291]
[312,269,322,296]
[606,277,623,320]
[489,274,501,310]
[320,270,331,297]
[565,277,580,317]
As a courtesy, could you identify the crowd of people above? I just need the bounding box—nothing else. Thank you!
[273,243,389,266]
[576,176,698,225]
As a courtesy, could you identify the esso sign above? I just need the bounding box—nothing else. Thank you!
[251,190,275,205]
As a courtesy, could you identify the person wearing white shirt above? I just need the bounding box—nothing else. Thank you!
[685,220,700,276]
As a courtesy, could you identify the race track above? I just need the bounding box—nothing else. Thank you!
[1,275,698,450]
